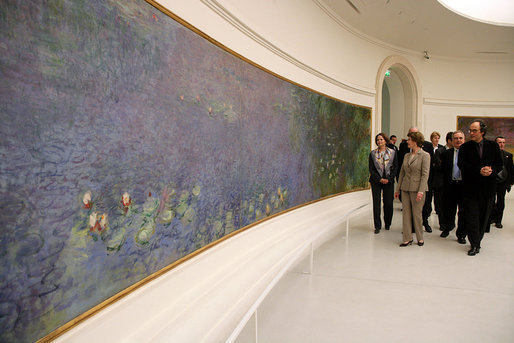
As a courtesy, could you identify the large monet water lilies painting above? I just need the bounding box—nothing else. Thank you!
[0,0,371,341]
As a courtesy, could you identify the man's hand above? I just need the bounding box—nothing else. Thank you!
[480,166,492,176]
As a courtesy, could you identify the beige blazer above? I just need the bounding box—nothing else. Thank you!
[397,148,430,193]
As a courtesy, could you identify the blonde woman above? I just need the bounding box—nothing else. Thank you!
[395,131,430,246]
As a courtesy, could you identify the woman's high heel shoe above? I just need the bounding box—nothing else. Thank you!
[399,240,413,247]
[417,241,424,246]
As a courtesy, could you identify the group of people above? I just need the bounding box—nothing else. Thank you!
[368,119,513,256]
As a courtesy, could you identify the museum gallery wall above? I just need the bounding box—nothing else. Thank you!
[0,0,371,341]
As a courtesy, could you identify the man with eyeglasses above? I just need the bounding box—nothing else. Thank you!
[457,120,503,256]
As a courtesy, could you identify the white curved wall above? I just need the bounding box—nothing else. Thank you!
[156,0,514,138]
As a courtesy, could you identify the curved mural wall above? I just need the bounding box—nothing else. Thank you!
[0,0,371,341]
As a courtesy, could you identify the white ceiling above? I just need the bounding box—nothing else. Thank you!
[321,0,514,61]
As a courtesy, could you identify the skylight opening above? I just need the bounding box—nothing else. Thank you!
[437,0,514,27]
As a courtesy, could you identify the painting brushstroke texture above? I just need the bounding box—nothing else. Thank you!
[0,0,371,341]
[457,116,514,155]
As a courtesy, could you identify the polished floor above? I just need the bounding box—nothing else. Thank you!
[237,192,514,343]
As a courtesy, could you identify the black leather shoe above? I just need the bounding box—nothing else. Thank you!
[496,223,503,229]
[417,241,424,246]
[374,228,380,234]
[440,230,449,238]
[424,224,432,233]
[467,247,480,256]
[385,226,390,230]
[457,237,466,244]
[399,240,413,247]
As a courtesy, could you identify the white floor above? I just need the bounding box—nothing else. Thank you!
[236,192,514,343]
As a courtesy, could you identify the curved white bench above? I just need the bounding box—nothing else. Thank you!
[55,190,370,342]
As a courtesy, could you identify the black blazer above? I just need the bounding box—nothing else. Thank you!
[440,147,458,185]
[432,145,446,188]
[397,140,408,173]
[422,141,435,187]
[499,150,514,189]
[386,143,398,153]
[457,139,503,197]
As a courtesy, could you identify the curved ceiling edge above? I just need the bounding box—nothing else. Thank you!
[199,0,375,97]
[313,0,421,57]
[314,0,514,63]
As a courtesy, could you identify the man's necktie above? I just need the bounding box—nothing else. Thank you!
[453,150,461,180]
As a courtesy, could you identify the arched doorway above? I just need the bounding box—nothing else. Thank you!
[375,56,422,140]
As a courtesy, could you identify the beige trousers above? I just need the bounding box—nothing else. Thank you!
[401,190,425,242]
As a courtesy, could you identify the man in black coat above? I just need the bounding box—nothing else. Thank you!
[458,120,503,256]
[439,131,466,243]
[427,131,445,231]
[432,131,453,231]
[397,127,434,232]
[489,136,514,228]
[387,134,399,153]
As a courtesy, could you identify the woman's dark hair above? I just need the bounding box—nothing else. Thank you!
[375,132,390,145]
[408,131,425,147]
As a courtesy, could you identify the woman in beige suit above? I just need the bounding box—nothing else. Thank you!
[394,131,430,247]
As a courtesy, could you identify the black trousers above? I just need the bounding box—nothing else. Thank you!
[422,186,445,228]
[462,189,495,248]
[371,182,394,230]
[491,182,507,224]
[433,185,445,228]
[442,181,466,239]
[422,189,432,225]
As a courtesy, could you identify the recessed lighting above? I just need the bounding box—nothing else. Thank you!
[437,0,514,27]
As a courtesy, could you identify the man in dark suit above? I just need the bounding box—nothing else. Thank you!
[387,135,399,152]
[489,136,514,229]
[427,131,445,231]
[433,131,453,231]
[458,120,503,256]
[439,131,466,243]
[444,131,453,150]
[397,127,434,232]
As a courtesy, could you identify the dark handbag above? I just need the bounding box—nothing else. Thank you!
[496,165,508,183]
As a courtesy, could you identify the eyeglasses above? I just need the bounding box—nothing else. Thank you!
[468,129,480,133]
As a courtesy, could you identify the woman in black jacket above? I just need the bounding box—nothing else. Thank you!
[369,133,398,234]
